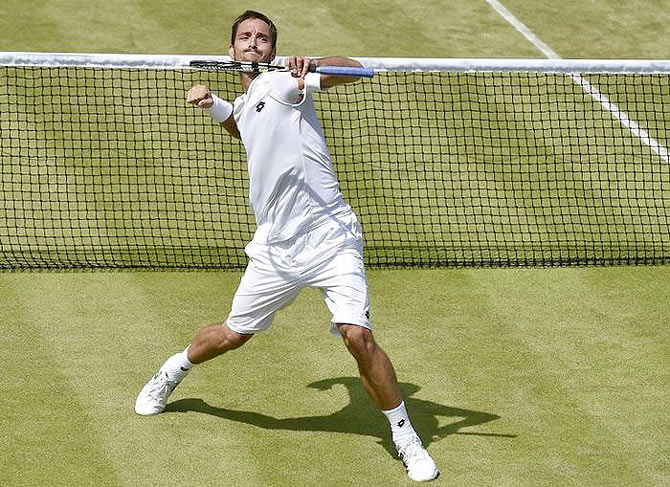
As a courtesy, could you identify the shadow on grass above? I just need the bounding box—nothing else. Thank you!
[165,376,516,456]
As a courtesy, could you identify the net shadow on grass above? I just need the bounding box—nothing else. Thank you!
[164,376,516,456]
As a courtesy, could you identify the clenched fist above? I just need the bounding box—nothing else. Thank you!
[186,85,213,108]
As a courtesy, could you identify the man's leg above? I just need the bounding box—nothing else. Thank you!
[187,321,253,363]
[337,324,401,410]
[134,321,251,415]
[337,324,440,482]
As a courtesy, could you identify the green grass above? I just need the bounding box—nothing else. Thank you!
[499,0,670,58]
[0,0,539,58]
[1,1,670,486]
[1,267,668,486]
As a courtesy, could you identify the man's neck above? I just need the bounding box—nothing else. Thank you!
[240,72,260,93]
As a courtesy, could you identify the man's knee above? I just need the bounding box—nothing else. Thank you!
[338,324,376,359]
[217,321,253,351]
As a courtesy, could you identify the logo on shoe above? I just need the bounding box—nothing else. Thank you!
[397,419,406,428]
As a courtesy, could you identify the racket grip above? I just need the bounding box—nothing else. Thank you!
[314,65,375,78]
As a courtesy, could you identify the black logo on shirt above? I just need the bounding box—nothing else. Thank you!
[255,101,266,112]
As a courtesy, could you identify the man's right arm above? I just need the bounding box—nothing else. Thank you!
[285,56,363,88]
[186,85,240,139]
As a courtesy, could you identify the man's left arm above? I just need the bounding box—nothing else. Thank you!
[285,56,363,88]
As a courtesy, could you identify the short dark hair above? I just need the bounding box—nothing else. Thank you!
[231,10,278,50]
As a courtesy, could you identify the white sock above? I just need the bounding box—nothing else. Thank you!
[162,346,193,381]
[382,400,418,444]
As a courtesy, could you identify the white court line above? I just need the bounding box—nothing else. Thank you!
[483,0,560,59]
[483,0,670,163]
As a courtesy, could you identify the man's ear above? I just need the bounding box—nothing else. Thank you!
[229,45,235,59]
[269,48,276,63]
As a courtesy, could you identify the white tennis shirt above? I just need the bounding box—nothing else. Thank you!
[232,72,354,244]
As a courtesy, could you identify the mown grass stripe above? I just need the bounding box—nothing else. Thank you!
[0,276,123,487]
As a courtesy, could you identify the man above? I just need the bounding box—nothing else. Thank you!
[135,10,439,482]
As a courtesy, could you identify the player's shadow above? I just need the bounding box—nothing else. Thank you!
[165,376,516,456]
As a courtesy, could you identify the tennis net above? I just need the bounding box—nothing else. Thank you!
[1,53,669,269]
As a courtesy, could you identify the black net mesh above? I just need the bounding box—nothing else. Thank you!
[1,66,669,269]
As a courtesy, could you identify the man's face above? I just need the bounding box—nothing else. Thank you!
[229,18,275,63]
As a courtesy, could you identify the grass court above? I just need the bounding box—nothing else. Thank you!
[1,1,669,486]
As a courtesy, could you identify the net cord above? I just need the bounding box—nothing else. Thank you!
[3,51,670,73]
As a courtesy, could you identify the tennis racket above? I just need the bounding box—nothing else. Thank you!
[189,60,374,78]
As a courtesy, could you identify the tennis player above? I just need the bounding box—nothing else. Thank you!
[135,10,439,482]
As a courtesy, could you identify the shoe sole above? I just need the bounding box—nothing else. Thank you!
[134,406,164,416]
[409,469,440,482]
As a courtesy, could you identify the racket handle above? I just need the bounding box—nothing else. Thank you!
[313,65,375,78]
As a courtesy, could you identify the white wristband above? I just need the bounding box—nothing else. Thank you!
[304,72,322,95]
[207,93,233,123]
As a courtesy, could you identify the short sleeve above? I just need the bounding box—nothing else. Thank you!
[270,72,303,104]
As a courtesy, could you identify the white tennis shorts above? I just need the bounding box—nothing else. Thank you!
[226,214,371,336]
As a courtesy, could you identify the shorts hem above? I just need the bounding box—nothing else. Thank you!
[226,319,264,336]
[329,319,372,337]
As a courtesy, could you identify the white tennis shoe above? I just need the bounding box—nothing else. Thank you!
[134,365,185,416]
[396,435,440,482]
